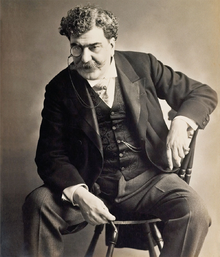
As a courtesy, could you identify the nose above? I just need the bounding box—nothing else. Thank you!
[81,47,92,63]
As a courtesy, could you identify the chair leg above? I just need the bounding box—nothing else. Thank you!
[150,222,163,251]
[106,222,118,257]
[84,224,104,257]
[145,222,158,257]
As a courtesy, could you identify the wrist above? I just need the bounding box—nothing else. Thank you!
[73,186,88,204]
[173,116,197,130]
[171,118,188,130]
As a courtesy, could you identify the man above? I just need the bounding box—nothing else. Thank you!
[22,4,218,257]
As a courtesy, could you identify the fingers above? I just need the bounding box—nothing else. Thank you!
[172,145,181,167]
[183,146,190,155]
[187,127,194,139]
[166,146,173,170]
[83,205,115,226]
[77,192,116,225]
[166,143,190,170]
[166,118,194,170]
[102,206,116,222]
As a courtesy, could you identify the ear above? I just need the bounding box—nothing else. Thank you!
[109,38,116,57]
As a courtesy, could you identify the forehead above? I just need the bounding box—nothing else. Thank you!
[70,26,108,45]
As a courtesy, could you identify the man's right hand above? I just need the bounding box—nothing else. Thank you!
[74,186,116,225]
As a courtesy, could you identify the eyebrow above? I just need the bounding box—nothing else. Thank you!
[70,42,102,48]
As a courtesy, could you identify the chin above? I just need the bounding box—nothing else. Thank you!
[78,69,104,81]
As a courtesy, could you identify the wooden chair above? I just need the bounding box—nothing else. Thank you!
[85,129,199,257]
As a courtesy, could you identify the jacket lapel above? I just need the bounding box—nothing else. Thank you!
[115,52,149,139]
[115,52,169,171]
[68,70,103,156]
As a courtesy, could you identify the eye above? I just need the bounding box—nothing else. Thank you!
[89,44,101,53]
[73,45,80,50]
[72,45,81,52]
[70,45,82,57]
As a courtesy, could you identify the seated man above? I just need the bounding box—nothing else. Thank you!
[22,4,218,257]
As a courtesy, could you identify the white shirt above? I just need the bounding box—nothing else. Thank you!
[62,58,198,205]
[87,58,117,108]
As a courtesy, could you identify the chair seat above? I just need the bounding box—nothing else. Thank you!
[113,218,161,225]
[105,218,163,252]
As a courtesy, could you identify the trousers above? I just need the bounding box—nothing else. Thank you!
[22,173,211,257]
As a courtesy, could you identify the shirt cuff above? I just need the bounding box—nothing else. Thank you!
[62,184,88,206]
[173,116,198,130]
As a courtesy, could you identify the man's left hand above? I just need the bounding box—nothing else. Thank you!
[166,119,194,170]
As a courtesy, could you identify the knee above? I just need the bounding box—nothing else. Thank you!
[186,192,211,230]
[164,190,211,231]
[22,186,54,217]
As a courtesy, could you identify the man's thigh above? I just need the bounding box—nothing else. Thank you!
[23,185,86,233]
[112,173,208,222]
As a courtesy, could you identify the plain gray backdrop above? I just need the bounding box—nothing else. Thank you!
[1,0,220,256]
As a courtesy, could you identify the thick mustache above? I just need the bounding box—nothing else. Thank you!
[75,60,104,70]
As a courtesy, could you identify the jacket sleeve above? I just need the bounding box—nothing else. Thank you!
[35,77,85,192]
[148,54,218,129]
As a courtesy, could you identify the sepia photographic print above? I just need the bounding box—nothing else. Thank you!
[1,1,220,256]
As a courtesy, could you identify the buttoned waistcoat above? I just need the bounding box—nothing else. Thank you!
[35,51,218,192]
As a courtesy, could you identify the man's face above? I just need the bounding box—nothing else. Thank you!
[70,26,115,80]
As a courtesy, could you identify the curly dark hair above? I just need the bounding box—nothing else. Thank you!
[59,5,119,40]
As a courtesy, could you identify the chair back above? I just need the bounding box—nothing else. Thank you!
[178,129,198,184]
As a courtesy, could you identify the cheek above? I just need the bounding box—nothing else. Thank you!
[91,54,106,66]
[99,50,112,64]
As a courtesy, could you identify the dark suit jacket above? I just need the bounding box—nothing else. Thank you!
[35,51,217,192]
